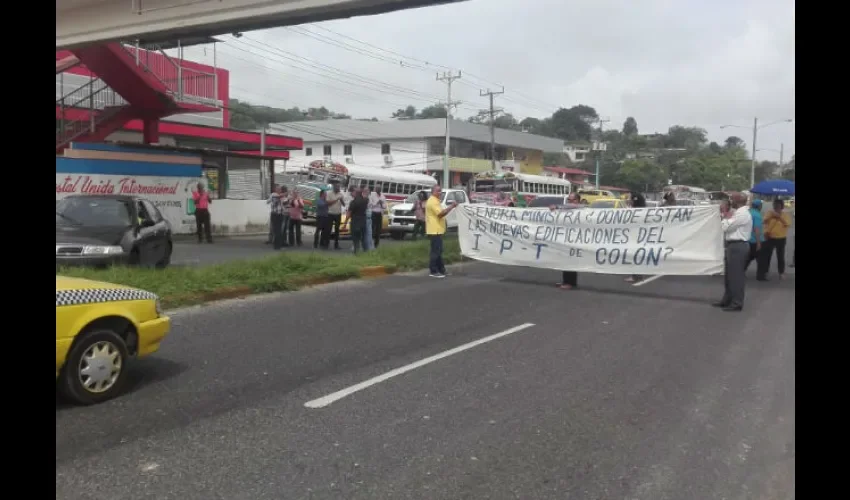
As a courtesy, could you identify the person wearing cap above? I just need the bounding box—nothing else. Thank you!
[745,199,764,272]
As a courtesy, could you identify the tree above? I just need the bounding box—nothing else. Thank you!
[724,136,745,150]
[548,105,599,141]
[519,117,546,135]
[615,159,666,191]
[664,126,708,149]
[622,117,638,136]
[417,104,448,119]
[392,105,417,119]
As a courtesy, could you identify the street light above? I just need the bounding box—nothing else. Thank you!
[720,118,792,188]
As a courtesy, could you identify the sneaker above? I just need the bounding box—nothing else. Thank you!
[429,273,445,278]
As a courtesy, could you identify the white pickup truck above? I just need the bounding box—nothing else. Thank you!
[388,188,469,240]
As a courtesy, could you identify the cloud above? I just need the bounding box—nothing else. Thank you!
[178,0,794,161]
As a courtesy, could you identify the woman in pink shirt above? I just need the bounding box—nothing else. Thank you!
[192,183,213,243]
[288,191,304,246]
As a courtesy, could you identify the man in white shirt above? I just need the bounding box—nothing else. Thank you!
[715,192,753,311]
[369,185,388,248]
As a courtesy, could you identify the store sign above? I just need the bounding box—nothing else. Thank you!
[56,174,205,234]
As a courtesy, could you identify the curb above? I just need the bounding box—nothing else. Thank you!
[163,265,398,307]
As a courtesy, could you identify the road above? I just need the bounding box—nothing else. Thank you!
[56,258,795,500]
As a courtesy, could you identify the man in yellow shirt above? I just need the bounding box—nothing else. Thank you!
[425,185,459,278]
[758,198,792,281]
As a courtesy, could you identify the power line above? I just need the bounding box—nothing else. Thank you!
[282,25,562,116]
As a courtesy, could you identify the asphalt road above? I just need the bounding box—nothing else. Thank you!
[56,255,795,500]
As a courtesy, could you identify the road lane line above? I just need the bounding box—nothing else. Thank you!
[304,322,536,409]
[632,275,664,287]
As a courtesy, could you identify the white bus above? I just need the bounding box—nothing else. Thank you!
[303,160,437,203]
[470,171,573,207]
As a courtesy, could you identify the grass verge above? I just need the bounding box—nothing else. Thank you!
[58,238,462,309]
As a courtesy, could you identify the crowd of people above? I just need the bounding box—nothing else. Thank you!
[265,182,390,253]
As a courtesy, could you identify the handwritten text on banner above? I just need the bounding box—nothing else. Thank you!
[457,205,723,275]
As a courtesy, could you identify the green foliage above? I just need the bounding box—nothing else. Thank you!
[59,239,462,308]
[228,99,350,130]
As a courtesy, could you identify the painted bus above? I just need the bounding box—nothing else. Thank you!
[469,171,573,207]
[291,160,438,217]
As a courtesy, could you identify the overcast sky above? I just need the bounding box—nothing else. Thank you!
[179,0,795,162]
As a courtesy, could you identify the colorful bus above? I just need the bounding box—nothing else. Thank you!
[470,172,573,207]
[304,160,436,202]
[292,160,437,218]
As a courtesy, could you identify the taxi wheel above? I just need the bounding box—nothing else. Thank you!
[59,329,130,405]
[580,199,589,205]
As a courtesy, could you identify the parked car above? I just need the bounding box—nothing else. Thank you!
[388,188,469,239]
[56,276,171,405]
[56,195,173,268]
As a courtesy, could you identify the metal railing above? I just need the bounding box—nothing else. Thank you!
[56,107,123,150]
[56,75,128,111]
[120,43,218,104]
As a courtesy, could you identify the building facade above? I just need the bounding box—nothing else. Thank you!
[269,119,565,186]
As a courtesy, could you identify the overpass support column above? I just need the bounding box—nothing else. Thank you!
[142,118,160,144]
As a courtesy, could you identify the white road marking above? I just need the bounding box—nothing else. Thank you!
[632,275,664,287]
[304,322,536,409]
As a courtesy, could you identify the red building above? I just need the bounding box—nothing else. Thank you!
[56,39,301,159]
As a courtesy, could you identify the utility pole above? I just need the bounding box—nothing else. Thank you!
[437,71,462,188]
[593,117,610,189]
[779,142,784,172]
[480,87,504,172]
[750,117,758,189]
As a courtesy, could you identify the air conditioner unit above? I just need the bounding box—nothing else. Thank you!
[344,156,355,164]
[383,155,394,165]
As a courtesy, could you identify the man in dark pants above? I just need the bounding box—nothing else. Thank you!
[326,183,345,250]
[625,191,647,283]
[370,185,387,249]
[313,190,331,249]
[269,186,286,250]
[192,182,213,243]
[344,188,369,254]
[425,185,459,278]
[715,192,753,312]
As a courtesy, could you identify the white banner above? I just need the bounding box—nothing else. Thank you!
[458,204,724,275]
[56,174,205,234]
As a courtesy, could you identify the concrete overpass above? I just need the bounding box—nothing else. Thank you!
[57,0,466,49]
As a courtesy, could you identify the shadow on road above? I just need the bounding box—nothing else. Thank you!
[56,357,189,412]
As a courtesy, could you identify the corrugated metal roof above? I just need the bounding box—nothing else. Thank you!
[267,119,565,153]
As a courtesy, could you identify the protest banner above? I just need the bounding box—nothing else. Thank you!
[457,204,723,275]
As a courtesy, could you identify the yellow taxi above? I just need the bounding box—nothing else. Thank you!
[56,276,171,405]
[577,189,618,205]
[589,198,628,209]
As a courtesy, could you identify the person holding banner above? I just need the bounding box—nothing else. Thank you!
[554,192,583,289]
[625,192,647,283]
[425,185,459,278]
[715,192,753,312]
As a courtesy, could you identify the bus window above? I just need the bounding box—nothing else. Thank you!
[388,182,396,193]
[367,180,375,190]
